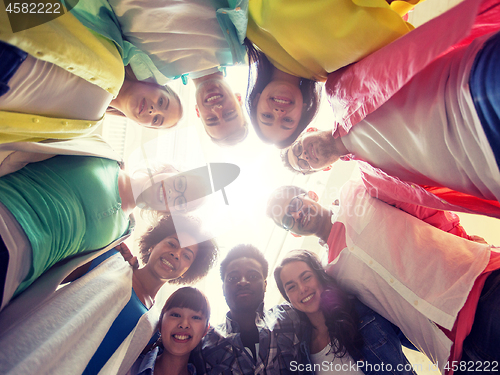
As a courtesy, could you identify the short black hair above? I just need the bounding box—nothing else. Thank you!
[220,244,269,281]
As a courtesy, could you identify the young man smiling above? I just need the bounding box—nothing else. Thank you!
[191,244,302,375]
[267,181,500,374]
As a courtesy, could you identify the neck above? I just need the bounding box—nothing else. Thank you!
[192,71,223,86]
[118,171,136,216]
[229,309,259,332]
[331,128,350,156]
[271,66,301,85]
[317,212,334,243]
[109,78,132,112]
[132,267,166,308]
[154,351,190,375]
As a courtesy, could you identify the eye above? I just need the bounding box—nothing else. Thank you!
[223,110,235,119]
[304,275,311,281]
[170,312,181,317]
[153,115,159,125]
[192,315,203,320]
[262,113,273,119]
[159,97,164,107]
[249,274,258,280]
[227,275,239,283]
[183,252,192,261]
[286,285,295,292]
[284,117,294,123]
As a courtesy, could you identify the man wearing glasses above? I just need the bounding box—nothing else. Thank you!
[266,180,500,374]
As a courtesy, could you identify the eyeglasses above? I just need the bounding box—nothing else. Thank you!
[291,140,311,173]
[282,194,305,231]
[161,175,187,211]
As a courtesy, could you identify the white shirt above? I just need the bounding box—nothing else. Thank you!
[311,344,364,375]
[341,33,500,202]
[326,179,492,372]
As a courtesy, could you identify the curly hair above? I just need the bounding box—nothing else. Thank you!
[138,215,218,285]
[274,250,362,358]
[219,244,269,281]
[244,38,321,149]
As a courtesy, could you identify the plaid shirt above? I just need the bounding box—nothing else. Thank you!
[191,303,302,375]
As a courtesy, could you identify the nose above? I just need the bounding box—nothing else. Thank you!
[178,317,190,329]
[291,211,302,220]
[210,105,223,116]
[170,249,179,260]
[273,107,286,118]
[298,282,307,294]
[238,276,250,285]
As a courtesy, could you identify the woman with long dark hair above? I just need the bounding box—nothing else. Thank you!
[274,250,415,375]
[245,0,421,148]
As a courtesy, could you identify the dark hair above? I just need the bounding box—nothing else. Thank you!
[157,287,210,351]
[244,38,321,149]
[160,287,211,324]
[266,185,307,219]
[220,244,269,281]
[138,215,218,285]
[274,250,362,358]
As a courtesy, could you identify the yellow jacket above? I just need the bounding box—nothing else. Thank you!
[0,6,124,143]
[247,0,420,81]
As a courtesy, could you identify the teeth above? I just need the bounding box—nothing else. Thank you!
[272,98,290,104]
[301,294,314,303]
[174,334,190,340]
[207,95,222,102]
[161,258,173,269]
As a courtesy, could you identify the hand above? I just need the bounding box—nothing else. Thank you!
[469,235,488,245]
[116,242,139,269]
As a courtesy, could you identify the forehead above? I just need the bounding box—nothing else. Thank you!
[268,191,296,224]
[281,261,312,282]
[225,257,264,277]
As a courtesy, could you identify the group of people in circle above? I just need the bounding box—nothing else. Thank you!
[1,0,500,374]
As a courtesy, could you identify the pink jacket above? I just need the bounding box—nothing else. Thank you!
[326,0,500,134]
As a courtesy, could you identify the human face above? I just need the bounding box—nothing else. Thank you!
[256,81,304,143]
[280,261,324,316]
[146,234,199,281]
[120,81,182,129]
[138,172,210,213]
[161,307,209,358]
[223,257,267,314]
[287,131,340,172]
[195,78,245,140]
[268,192,329,237]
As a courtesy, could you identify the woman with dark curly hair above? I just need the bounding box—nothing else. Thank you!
[244,0,422,148]
[274,250,415,375]
[81,214,218,375]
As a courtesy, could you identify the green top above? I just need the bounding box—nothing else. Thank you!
[0,155,129,296]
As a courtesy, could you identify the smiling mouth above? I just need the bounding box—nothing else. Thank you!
[205,93,223,104]
[139,98,146,115]
[300,207,311,228]
[160,257,174,270]
[172,334,192,342]
[301,293,315,303]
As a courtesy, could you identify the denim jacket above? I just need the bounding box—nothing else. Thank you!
[297,299,417,375]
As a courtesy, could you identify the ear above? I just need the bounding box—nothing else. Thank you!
[203,323,210,338]
[264,279,267,292]
[195,105,200,118]
[235,93,242,106]
[322,165,332,172]
[307,191,319,202]
[306,127,319,133]
[291,232,302,238]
